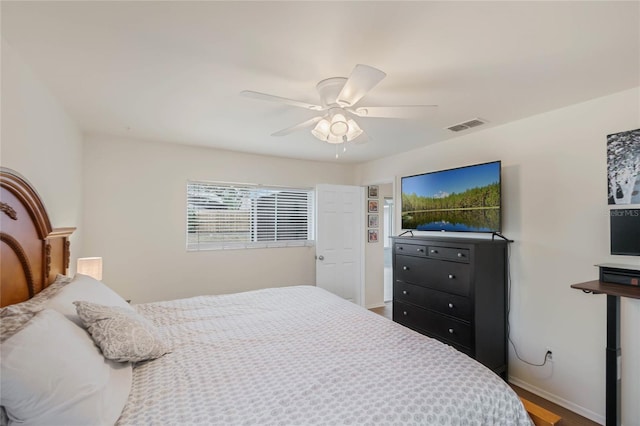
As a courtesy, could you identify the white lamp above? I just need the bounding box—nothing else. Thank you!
[77,257,103,281]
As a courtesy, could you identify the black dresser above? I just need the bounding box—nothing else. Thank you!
[391,235,508,378]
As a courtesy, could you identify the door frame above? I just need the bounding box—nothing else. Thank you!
[362,178,396,308]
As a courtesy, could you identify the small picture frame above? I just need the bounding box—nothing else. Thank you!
[368,214,379,228]
[368,229,379,243]
[368,185,379,199]
[368,200,379,213]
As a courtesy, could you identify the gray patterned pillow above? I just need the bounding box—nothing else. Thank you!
[0,274,72,342]
[73,301,170,363]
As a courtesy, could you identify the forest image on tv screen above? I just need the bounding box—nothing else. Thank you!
[402,162,501,232]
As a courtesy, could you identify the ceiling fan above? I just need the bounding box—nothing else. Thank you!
[241,64,437,149]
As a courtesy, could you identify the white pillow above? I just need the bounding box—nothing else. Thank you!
[0,309,132,425]
[45,273,133,327]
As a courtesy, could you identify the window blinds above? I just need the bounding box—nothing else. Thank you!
[187,181,314,250]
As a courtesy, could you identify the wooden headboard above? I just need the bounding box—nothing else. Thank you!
[0,167,75,307]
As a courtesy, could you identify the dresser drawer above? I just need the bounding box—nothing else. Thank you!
[394,281,471,322]
[427,246,470,263]
[395,243,427,257]
[395,256,471,296]
[394,301,472,349]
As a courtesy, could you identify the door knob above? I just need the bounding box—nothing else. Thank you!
[317,255,324,261]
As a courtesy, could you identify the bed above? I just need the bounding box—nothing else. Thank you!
[0,167,532,425]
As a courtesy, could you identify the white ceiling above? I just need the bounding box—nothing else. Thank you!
[2,1,638,163]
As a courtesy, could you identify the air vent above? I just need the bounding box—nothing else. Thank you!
[446,118,488,132]
[447,124,469,132]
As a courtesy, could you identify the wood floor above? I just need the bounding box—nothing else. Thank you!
[369,302,392,320]
[510,384,600,426]
[370,302,600,426]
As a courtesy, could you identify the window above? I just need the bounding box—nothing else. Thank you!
[187,181,314,250]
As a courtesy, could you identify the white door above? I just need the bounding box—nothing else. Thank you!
[315,184,364,305]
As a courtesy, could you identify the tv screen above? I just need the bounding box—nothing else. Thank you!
[610,208,640,256]
[401,161,502,233]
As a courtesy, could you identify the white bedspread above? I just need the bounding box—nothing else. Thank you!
[117,286,531,425]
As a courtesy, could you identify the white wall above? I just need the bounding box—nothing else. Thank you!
[356,87,640,425]
[0,39,84,270]
[82,135,356,303]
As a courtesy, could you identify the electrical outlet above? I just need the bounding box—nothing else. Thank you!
[546,348,553,361]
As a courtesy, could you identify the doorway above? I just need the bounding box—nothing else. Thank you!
[383,197,394,302]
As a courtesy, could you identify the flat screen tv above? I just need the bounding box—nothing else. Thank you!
[401,161,502,233]
[610,208,640,256]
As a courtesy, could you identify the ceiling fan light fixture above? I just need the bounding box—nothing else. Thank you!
[345,119,363,141]
[311,118,330,140]
[329,113,349,136]
[312,115,363,144]
[325,133,344,144]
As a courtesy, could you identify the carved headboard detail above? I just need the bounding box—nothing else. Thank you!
[0,167,75,307]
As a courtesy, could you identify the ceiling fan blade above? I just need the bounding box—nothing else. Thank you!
[271,116,323,136]
[240,90,323,111]
[336,64,387,107]
[352,105,438,119]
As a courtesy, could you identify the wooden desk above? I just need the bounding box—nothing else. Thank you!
[570,280,640,426]
[571,280,640,299]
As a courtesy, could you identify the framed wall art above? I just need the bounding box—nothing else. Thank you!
[607,128,640,205]
[368,185,379,199]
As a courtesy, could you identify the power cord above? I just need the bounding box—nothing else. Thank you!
[510,340,552,367]
[506,243,552,367]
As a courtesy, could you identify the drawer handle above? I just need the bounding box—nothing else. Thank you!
[398,246,403,250]
[417,248,423,252]
[448,328,454,334]
[448,274,455,279]
[402,290,408,295]
[457,252,463,258]
[430,249,438,254]
[403,311,408,316]
[448,303,454,309]
[403,266,410,271]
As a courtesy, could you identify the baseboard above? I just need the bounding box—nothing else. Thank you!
[508,376,604,425]
[366,302,386,309]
